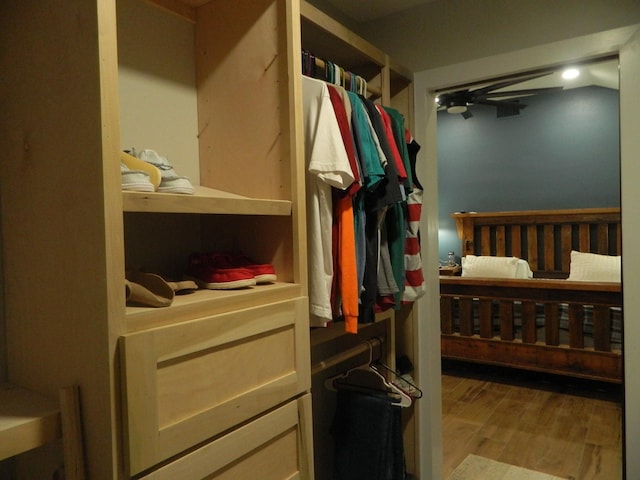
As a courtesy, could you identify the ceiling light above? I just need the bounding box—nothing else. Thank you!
[562,68,580,80]
[445,97,468,114]
[447,105,467,114]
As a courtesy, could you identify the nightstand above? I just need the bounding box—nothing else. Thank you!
[439,265,462,276]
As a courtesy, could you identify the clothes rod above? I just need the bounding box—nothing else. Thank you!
[308,56,382,98]
[311,336,384,376]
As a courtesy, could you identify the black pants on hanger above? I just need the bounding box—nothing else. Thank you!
[330,390,406,480]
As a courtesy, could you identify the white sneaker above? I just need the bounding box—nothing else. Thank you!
[121,162,154,192]
[137,149,194,195]
[121,150,161,190]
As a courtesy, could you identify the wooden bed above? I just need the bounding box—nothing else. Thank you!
[440,208,622,383]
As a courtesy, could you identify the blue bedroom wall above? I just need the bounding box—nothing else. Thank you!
[437,85,620,263]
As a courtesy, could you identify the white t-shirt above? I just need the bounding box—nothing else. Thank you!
[302,76,355,326]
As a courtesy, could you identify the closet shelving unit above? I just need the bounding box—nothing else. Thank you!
[2,0,417,477]
[2,0,312,478]
[300,1,419,477]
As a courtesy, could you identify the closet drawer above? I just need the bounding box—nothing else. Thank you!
[138,395,312,480]
[120,297,310,475]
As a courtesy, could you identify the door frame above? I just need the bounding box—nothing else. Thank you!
[412,24,640,479]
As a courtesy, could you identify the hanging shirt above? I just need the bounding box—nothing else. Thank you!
[347,92,387,298]
[403,138,426,302]
[383,106,413,194]
[302,76,355,327]
[327,84,360,333]
[375,104,408,184]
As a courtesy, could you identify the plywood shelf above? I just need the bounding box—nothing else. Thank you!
[0,383,61,461]
[126,282,303,332]
[123,186,292,216]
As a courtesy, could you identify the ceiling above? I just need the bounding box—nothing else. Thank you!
[319,0,620,93]
[326,0,436,22]
[448,58,620,96]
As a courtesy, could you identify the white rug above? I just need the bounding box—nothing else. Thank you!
[449,454,565,480]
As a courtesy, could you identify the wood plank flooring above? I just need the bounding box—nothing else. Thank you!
[442,360,623,480]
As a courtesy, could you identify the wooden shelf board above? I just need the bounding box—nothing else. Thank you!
[123,186,292,216]
[0,383,61,461]
[126,282,303,332]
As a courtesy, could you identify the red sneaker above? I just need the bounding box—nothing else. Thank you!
[230,254,277,284]
[185,253,256,290]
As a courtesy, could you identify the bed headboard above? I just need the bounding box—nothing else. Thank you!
[452,208,621,278]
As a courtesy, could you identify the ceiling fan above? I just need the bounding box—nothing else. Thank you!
[436,72,564,119]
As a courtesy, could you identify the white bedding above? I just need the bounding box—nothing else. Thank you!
[461,255,533,279]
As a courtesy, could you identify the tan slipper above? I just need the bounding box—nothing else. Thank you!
[165,279,198,295]
[125,280,173,307]
[125,271,175,307]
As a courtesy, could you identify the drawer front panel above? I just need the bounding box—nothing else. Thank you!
[121,297,310,475]
[139,395,312,480]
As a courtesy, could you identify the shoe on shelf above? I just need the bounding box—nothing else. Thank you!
[121,150,162,190]
[127,270,198,296]
[185,253,256,290]
[165,279,198,295]
[230,253,277,284]
[137,149,194,195]
[125,271,174,307]
[121,162,155,192]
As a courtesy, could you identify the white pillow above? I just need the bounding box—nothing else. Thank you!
[567,250,621,282]
[461,255,533,279]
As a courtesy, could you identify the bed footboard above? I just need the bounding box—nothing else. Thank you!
[440,277,622,383]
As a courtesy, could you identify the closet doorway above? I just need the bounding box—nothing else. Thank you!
[413,25,640,479]
[435,58,623,479]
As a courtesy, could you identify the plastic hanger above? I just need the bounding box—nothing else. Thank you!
[324,339,413,408]
[370,362,423,400]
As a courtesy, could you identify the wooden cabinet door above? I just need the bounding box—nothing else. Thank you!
[139,395,313,480]
[120,297,310,475]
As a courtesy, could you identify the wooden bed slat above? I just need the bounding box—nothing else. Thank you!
[544,304,560,346]
[597,223,609,254]
[481,226,490,256]
[527,225,538,271]
[543,224,554,272]
[511,225,522,258]
[496,226,506,256]
[593,305,612,352]
[479,299,493,339]
[499,301,514,341]
[440,297,453,334]
[459,298,473,336]
[579,224,590,253]
[560,225,572,273]
[568,304,585,349]
[521,301,537,344]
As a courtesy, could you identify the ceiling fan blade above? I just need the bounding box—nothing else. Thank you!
[482,86,564,98]
[471,72,553,95]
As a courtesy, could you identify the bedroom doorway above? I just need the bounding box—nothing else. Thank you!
[434,58,623,479]
[412,25,640,479]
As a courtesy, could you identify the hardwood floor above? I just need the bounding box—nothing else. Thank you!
[441,360,623,480]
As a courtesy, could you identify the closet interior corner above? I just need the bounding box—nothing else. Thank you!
[301,1,421,478]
